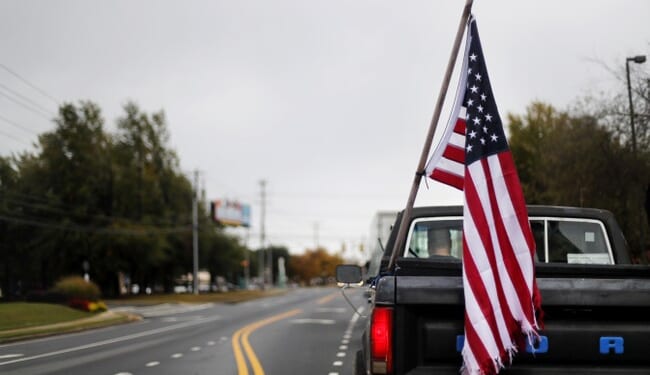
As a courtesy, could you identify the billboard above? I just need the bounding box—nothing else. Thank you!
[211,200,251,227]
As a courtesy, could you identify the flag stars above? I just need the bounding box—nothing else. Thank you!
[477,105,484,113]
[480,93,487,101]
[491,134,499,142]
[469,130,477,139]
[473,117,481,125]
[467,99,474,107]
[485,114,493,122]
[480,138,486,145]
[466,144,474,153]
[469,53,477,61]
[474,73,482,81]
[470,85,479,94]
[483,126,488,133]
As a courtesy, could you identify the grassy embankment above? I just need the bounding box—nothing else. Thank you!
[0,289,285,342]
[0,302,134,342]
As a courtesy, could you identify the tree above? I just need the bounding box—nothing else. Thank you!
[508,102,646,260]
[287,247,343,285]
[111,102,194,293]
[0,100,251,298]
[9,102,114,292]
[0,156,20,297]
[201,226,247,287]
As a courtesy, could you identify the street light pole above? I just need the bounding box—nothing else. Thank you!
[626,55,647,156]
[625,55,648,263]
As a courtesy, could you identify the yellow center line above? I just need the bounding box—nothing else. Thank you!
[232,328,248,375]
[232,308,302,375]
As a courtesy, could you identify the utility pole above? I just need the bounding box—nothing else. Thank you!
[244,228,250,288]
[192,170,199,295]
[259,180,267,287]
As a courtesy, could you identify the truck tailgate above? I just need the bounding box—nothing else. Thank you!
[392,265,650,374]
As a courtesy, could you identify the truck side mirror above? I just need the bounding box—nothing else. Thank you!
[336,264,362,284]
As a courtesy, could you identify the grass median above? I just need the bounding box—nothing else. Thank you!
[0,303,137,342]
[0,289,287,343]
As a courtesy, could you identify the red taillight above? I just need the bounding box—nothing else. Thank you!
[370,307,393,374]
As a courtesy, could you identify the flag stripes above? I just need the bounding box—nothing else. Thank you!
[424,35,471,191]
[424,16,541,375]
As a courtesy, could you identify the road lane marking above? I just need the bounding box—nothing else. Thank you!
[316,292,339,305]
[207,341,216,346]
[191,346,201,351]
[232,309,302,375]
[171,353,183,359]
[0,354,23,359]
[0,315,222,366]
[315,307,346,313]
[329,306,366,374]
[290,318,335,325]
[145,361,160,367]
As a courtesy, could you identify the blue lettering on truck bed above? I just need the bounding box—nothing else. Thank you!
[456,335,550,354]
[600,337,624,354]
[456,335,626,355]
[525,336,549,354]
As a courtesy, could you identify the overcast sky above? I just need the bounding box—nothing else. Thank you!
[1,1,649,260]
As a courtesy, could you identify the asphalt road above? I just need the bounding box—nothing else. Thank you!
[0,286,368,375]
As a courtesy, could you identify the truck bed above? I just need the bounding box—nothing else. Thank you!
[379,259,650,374]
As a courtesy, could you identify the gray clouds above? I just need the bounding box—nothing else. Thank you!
[1,0,648,257]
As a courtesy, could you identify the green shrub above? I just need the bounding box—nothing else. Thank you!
[51,276,101,301]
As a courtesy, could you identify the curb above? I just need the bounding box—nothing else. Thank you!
[0,310,141,343]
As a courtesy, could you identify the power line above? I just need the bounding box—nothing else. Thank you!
[0,213,191,236]
[0,113,41,136]
[0,90,53,121]
[0,128,32,147]
[0,63,59,106]
[2,193,194,227]
[0,83,56,117]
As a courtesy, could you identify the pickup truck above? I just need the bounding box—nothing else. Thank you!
[337,205,650,375]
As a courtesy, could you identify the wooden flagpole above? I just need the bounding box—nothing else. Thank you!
[387,0,474,271]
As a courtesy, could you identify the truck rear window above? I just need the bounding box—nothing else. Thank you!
[404,216,614,264]
[405,218,463,259]
[530,218,614,264]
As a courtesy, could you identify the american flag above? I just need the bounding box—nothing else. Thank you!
[426,17,542,375]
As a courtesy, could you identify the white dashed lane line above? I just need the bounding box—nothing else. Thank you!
[327,306,365,374]
[114,337,224,374]
[0,316,222,366]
